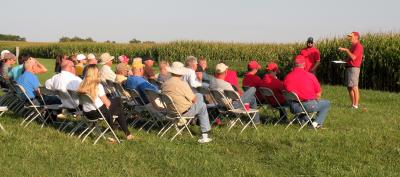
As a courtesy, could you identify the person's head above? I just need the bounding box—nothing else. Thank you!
[78,64,100,100]
[159,60,169,72]
[55,54,68,64]
[61,60,76,75]
[266,62,279,74]
[294,55,306,69]
[215,63,229,79]
[347,32,360,45]
[167,62,187,78]
[116,63,130,76]
[68,55,78,65]
[118,55,129,64]
[100,53,114,66]
[76,54,87,64]
[195,65,204,81]
[143,57,154,67]
[306,37,314,48]
[185,56,198,71]
[23,57,37,72]
[131,60,145,76]
[1,50,11,60]
[247,60,261,73]
[87,53,97,64]
[198,57,207,70]
[19,54,31,65]
[3,53,17,65]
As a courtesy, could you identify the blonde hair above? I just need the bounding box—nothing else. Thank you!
[77,64,100,101]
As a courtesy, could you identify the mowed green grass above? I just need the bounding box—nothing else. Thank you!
[0,59,399,176]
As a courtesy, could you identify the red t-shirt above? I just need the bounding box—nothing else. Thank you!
[262,74,286,106]
[347,42,364,67]
[300,47,321,72]
[243,72,266,102]
[224,69,242,95]
[283,68,321,101]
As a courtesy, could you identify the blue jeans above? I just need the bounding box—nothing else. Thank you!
[183,93,211,133]
[233,87,260,123]
[289,99,330,125]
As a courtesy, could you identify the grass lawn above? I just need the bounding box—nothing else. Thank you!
[0,59,399,176]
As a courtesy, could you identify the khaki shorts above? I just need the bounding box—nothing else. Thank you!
[345,67,360,87]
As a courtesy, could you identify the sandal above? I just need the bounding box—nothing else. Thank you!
[126,134,135,141]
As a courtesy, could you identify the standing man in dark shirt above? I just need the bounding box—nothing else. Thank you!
[339,32,364,109]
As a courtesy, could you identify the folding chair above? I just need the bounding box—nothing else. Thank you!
[54,89,84,134]
[143,89,168,134]
[125,88,148,127]
[223,90,259,134]
[242,86,262,105]
[258,87,289,125]
[282,91,317,132]
[15,84,48,128]
[38,87,63,126]
[197,87,219,122]
[209,89,233,121]
[77,93,121,144]
[0,81,31,119]
[158,93,194,141]
[0,106,8,132]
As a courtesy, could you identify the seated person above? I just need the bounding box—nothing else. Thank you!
[115,63,130,84]
[0,53,16,88]
[45,60,82,109]
[8,54,30,81]
[75,54,87,77]
[242,60,267,103]
[143,57,156,80]
[198,57,211,83]
[283,55,330,128]
[195,65,209,88]
[82,53,97,78]
[77,64,134,141]
[209,63,260,123]
[99,53,116,82]
[17,58,60,105]
[124,60,159,104]
[183,56,202,88]
[223,65,242,95]
[156,60,170,84]
[262,62,287,120]
[162,62,212,143]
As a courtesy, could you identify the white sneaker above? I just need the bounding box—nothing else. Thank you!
[352,105,359,109]
[312,122,318,128]
[198,137,212,143]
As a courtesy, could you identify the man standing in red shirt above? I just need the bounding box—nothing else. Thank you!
[284,55,330,128]
[300,37,321,73]
[242,60,265,102]
[339,32,364,109]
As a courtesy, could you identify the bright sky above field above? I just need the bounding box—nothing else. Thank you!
[2,0,400,43]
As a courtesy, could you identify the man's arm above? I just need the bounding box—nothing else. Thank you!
[33,59,48,74]
[339,48,356,60]
[310,61,320,73]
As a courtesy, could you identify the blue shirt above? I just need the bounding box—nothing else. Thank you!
[17,71,40,99]
[8,64,24,81]
[124,76,158,104]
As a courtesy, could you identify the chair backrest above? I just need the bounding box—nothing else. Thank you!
[159,93,181,118]
[77,93,107,120]
[210,89,233,110]
[223,90,244,109]
[101,81,117,97]
[56,89,80,110]
[259,87,282,107]
[112,81,131,99]
[282,91,309,115]
[38,86,59,106]
[15,84,43,114]
[196,87,215,104]
[144,89,165,111]
[148,79,162,88]
[126,88,145,105]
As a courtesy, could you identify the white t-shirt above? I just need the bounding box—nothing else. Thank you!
[82,84,106,112]
[45,71,82,109]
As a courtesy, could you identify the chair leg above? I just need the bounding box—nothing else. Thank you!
[82,126,97,143]
[160,122,175,137]
[285,114,299,130]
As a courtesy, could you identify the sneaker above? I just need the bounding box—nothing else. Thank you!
[311,122,318,128]
[198,137,212,143]
[352,105,359,109]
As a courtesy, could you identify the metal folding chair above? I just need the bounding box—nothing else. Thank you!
[125,88,148,127]
[258,87,289,125]
[15,84,48,128]
[223,90,259,134]
[77,93,121,144]
[282,91,317,132]
[38,87,62,126]
[143,89,168,134]
[242,86,262,105]
[158,93,194,141]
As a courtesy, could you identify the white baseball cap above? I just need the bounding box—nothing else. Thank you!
[77,54,87,61]
[215,63,228,73]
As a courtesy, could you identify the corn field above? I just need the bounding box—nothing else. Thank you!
[1,33,399,92]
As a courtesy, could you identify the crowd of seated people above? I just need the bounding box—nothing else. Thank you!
[0,48,331,144]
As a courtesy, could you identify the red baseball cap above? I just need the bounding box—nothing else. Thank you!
[266,62,279,72]
[247,60,261,69]
[347,32,360,38]
[295,55,306,65]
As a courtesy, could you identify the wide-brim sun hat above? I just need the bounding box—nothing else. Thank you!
[167,61,188,75]
[100,53,114,64]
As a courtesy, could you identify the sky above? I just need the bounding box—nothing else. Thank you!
[1,0,400,43]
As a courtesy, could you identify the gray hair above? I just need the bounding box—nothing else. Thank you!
[185,56,198,67]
